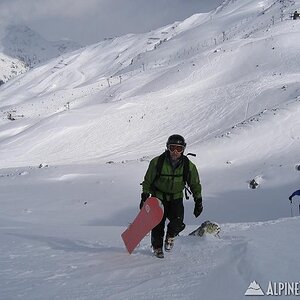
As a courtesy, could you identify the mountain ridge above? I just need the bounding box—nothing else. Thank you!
[0,24,82,83]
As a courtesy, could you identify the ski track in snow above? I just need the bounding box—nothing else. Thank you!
[0,222,248,299]
[1,217,300,299]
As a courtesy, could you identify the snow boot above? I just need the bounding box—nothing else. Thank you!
[164,235,175,252]
[153,247,164,259]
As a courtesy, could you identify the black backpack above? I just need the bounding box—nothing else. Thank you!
[151,151,194,200]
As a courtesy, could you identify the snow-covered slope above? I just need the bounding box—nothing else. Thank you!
[0,163,300,300]
[0,52,28,83]
[1,0,300,299]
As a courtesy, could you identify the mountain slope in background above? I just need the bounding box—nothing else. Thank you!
[0,24,82,83]
[0,52,28,83]
[0,0,299,208]
[0,0,299,176]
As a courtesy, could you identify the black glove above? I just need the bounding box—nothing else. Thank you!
[289,196,293,202]
[193,198,203,218]
[140,192,150,209]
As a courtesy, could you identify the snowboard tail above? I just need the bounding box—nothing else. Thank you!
[121,197,164,254]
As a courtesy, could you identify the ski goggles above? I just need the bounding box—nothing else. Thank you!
[168,144,185,153]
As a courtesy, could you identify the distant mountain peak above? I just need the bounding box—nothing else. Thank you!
[1,23,82,68]
[0,23,82,84]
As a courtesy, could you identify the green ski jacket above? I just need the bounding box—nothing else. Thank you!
[142,153,202,201]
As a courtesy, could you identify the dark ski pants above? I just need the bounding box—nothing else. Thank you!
[151,199,185,249]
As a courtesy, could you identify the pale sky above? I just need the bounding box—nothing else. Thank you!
[0,0,223,45]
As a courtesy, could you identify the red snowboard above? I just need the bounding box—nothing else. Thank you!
[121,197,164,254]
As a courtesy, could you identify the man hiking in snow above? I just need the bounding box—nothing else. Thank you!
[289,189,300,202]
[140,134,203,258]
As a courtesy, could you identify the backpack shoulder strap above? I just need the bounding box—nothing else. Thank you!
[182,155,190,183]
[155,152,190,183]
[182,155,192,199]
[151,152,166,190]
[156,152,166,179]
[151,152,191,200]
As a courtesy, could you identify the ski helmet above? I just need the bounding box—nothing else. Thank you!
[166,134,186,148]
